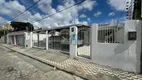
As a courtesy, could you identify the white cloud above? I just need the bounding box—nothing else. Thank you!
[108,0,131,11]
[87,18,91,22]
[94,11,102,17]
[0,0,26,18]
[78,0,97,11]
[0,17,7,25]
[0,0,43,25]
[108,12,115,16]
[0,0,95,28]
[0,0,4,4]
[82,21,88,25]
[33,0,95,27]
[80,14,87,18]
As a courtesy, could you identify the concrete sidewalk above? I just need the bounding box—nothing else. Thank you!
[2,44,142,80]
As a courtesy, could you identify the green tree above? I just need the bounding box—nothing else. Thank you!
[10,22,34,31]
[0,29,12,38]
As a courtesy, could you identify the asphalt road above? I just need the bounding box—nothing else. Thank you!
[0,45,84,80]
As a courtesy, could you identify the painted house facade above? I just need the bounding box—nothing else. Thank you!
[2,20,142,73]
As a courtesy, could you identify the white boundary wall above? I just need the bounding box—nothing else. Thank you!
[0,36,5,43]
[91,20,142,73]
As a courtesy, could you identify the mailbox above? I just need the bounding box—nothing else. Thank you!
[128,32,136,40]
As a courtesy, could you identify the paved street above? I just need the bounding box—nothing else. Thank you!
[4,44,142,80]
[1,44,122,80]
[3,44,142,80]
[0,45,84,80]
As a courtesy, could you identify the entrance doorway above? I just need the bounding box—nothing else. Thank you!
[77,29,91,59]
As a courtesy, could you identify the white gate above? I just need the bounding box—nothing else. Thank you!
[77,28,90,58]
[32,32,46,49]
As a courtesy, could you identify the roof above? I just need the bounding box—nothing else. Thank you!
[33,24,90,32]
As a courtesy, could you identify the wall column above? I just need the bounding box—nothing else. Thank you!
[29,32,33,48]
[91,24,98,60]
[24,32,27,47]
[14,35,16,45]
[6,34,9,44]
[69,26,78,58]
[37,32,39,47]
[46,31,48,50]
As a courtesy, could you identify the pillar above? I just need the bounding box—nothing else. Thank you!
[91,24,98,60]
[24,32,28,47]
[69,26,78,58]
[37,32,39,47]
[46,31,49,50]
[29,32,33,48]
[6,34,9,44]
[14,35,16,45]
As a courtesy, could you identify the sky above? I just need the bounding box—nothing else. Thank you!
[0,0,132,28]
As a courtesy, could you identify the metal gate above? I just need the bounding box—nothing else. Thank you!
[32,32,46,49]
[77,28,91,59]
[16,35,25,47]
[60,29,70,53]
[48,30,61,50]
[38,33,46,48]
[32,33,38,47]
[48,29,69,54]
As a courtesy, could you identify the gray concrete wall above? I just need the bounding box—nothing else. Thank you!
[91,20,142,73]
[115,28,124,43]
[0,36,5,43]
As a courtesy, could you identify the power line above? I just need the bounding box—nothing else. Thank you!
[0,0,42,25]
[35,0,86,23]
[13,0,42,20]
[117,0,127,22]
[0,0,86,26]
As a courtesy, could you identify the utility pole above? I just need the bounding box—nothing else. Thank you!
[133,0,142,20]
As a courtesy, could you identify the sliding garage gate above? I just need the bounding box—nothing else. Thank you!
[48,29,70,53]
[16,35,25,47]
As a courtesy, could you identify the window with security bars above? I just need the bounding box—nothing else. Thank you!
[97,26,124,43]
